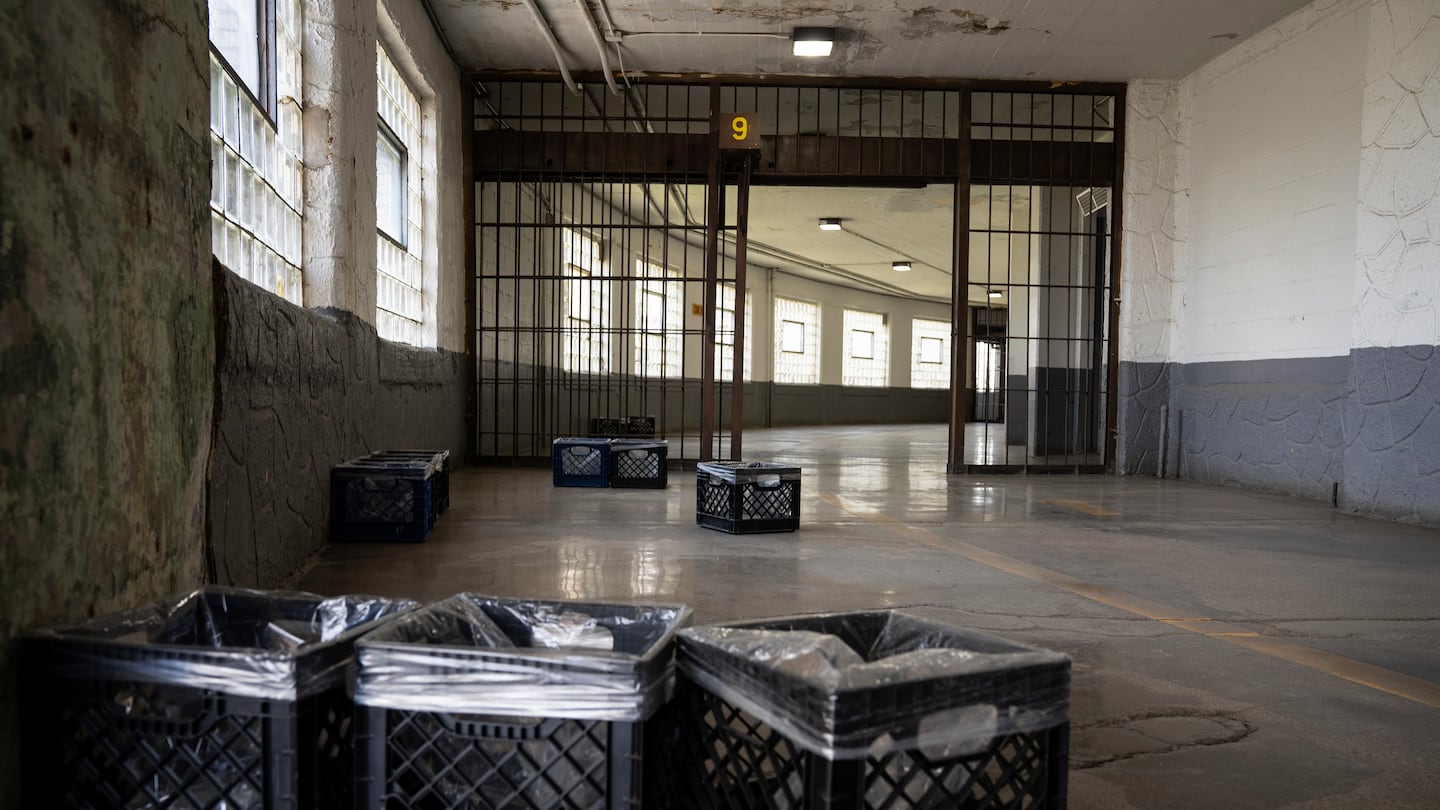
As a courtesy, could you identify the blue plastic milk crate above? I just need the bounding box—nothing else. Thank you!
[553,438,612,487]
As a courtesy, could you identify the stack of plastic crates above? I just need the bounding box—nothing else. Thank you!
[21,587,414,809]
[369,449,450,514]
[332,456,438,541]
[353,595,693,809]
[611,440,668,489]
[553,437,613,487]
[696,461,802,533]
[666,610,1071,809]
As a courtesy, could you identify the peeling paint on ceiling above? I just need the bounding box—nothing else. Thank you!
[438,0,1316,82]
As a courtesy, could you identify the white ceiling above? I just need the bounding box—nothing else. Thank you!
[433,0,1312,82]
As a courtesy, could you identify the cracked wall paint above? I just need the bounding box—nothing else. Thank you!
[1354,0,1440,350]
[1344,0,1440,524]
[1116,0,1440,523]
[0,0,212,801]
[209,267,466,587]
[1117,80,1189,475]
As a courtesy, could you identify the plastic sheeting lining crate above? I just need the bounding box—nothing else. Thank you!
[697,462,801,534]
[611,440,668,489]
[332,458,437,541]
[553,438,612,487]
[665,610,1071,810]
[21,587,415,810]
[370,449,450,514]
[353,595,693,809]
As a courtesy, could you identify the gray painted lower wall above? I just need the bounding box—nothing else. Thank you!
[209,266,466,588]
[767,384,950,427]
[1118,348,1440,526]
[1117,361,1172,476]
[1344,345,1440,525]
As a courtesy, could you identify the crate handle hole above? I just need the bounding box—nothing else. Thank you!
[756,475,781,488]
[566,447,593,458]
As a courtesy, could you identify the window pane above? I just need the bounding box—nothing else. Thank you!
[781,320,805,353]
[208,0,260,96]
[911,318,951,389]
[376,129,406,243]
[851,330,874,359]
[774,297,819,385]
[920,337,943,364]
[842,309,888,387]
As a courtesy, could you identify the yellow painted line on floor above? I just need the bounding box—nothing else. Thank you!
[1039,498,1122,516]
[815,491,1440,711]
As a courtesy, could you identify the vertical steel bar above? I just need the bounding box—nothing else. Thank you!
[948,89,971,474]
[1106,87,1126,471]
[730,157,751,460]
[700,83,722,461]
[464,87,477,461]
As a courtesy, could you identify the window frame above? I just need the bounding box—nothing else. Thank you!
[207,0,280,126]
[375,117,409,249]
[841,308,889,387]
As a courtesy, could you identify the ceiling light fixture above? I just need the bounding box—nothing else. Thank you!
[792,27,835,57]
[819,217,843,231]
[892,261,912,272]
[988,289,1004,298]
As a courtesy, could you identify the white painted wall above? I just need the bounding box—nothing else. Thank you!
[1355,0,1440,349]
[1121,79,1189,364]
[1180,0,1369,363]
[380,0,468,352]
[299,0,467,350]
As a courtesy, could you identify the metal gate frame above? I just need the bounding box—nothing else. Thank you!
[468,73,1126,473]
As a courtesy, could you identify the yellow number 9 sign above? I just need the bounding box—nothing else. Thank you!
[717,111,760,150]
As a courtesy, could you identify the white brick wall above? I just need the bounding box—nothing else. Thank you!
[1180,0,1369,363]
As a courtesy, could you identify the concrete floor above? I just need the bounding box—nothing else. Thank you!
[301,424,1440,809]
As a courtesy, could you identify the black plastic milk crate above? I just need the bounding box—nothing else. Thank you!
[591,417,626,438]
[625,415,657,437]
[332,459,436,542]
[21,587,413,810]
[354,595,693,810]
[553,437,612,487]
[669,610,1072,810]
[611,440,668,489]
[696,461,801,534]
[371,449,450,514]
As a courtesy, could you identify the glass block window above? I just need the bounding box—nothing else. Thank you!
[716,283,753,382]
[375,42,425,345]
[208,0,303,304]
[911,318,951,389]
[843,309,888,387]
[562,228,609,374]
[773,297,819,385]
[635,261,683,378]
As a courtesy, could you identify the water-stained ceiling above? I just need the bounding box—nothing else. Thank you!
[434,0,1312,82]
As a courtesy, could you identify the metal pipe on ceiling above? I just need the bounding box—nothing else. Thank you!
[572,0,621,95]
[518,0,581,94]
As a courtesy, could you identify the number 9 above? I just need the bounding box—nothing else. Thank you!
[731,116,748,142]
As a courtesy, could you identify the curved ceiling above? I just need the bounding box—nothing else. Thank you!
[434,0,1312,82]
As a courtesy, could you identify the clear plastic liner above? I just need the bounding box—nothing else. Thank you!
[697,460,801,484]
[355,594,692,721]
[29,586,416,700]
[678,610,1071,760]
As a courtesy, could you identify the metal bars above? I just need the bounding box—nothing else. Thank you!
[471,78,1123,472]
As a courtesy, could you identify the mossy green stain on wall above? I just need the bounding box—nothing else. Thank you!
[0,0,213,803]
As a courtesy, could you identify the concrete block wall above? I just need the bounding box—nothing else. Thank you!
[0,0,213,799]
[1119,0,1440,525]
